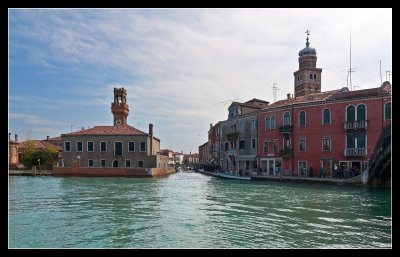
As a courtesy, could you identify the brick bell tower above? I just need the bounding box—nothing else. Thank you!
[111,87,129,126]
[293,30,322,98]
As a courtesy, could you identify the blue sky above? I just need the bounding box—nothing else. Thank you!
[9,8,392,154]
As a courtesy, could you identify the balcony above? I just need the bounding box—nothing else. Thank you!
[344,120,368,130]
[279,125,292,133]
[279,148,293,158]
[227,149,237,157]
[226,132,239,141]
[344,148,367,157]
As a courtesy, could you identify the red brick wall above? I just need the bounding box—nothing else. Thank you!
[151,167,176,176]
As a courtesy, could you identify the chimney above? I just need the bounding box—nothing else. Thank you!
[9,133,11,140]
[15,134,18,142]
[210,123,212,129]
[287,93,291,99]
[149,124,153,155]
[47,136,49,141]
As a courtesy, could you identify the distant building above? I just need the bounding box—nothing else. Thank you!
[173,152,184,165]
[184,153,199,164]
[60,87,169,169]
[18,138,62,165]
[8,133,18,166]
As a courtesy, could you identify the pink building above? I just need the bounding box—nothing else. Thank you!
[257,35,391,177]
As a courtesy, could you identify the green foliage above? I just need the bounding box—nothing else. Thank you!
[22,148,58,168]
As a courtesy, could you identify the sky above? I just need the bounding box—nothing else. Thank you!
[8,8,392,154]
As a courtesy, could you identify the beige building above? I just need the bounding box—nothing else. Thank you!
[60,87,169,169]
[8,133,18,166]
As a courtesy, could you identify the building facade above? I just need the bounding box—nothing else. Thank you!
[8,133,18,166]
[60,87,169,169]
[218,99,269,175]
[198,141,208,164]
[257,36,392,177]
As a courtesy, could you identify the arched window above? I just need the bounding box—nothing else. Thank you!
[346,106,355,121]
[265,116,271,130]
[310,74,312,79]
[283,112,291,126]
[347,131,355,148]
[314,74,317,80]
[357,105,366,121]
[323,109,330,124]
[271,115,276,129]
[385,103,391,120]
[357,131,366,148]
[299,111,306,126]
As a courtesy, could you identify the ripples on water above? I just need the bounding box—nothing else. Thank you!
[8,172,391,248]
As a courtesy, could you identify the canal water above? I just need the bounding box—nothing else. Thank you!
[8,171,391,248]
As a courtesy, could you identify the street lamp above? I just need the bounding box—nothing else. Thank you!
[38,158,41,175]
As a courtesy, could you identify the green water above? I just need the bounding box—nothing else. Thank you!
[8,171,391,248]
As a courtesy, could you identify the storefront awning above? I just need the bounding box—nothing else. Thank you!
[236,155,257,161]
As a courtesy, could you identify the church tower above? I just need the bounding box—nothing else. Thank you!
[293,31,322,98]
[111,87,129,126]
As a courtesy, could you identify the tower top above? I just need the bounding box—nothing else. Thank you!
[111,87,129,126]
[299,30,316,57]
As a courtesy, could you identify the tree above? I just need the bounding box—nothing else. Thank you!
[22,128,35,168]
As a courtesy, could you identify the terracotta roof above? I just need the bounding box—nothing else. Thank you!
[18,140,62,151]
[62,124,147,136]
[45,136,62,141]
[229,101,267,110]
[262,83,392,111]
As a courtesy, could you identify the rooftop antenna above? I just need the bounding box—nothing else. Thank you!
[272,83,279,102]
[347,26,356,91]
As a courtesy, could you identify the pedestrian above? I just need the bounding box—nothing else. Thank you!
[259,167,263,175]
[333,163,338,178]
[319,165,325,178]
[309,166,314,177]
[275,166,279,176]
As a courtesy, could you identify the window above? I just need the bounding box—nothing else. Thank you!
[239,140,245,150]
[128,142,135,152]
[240,122,244,131]
[125,160,131,167]
[251,138,256,150]
[100,141,107,152]
[233,124,237,131]
[273,140,279,153]
[140,142,146,152]
[299,111,306,126]
[101,159,106,167]
[284,135,291,150]
[310,74,313,79]
[251,119,256,130]
[314,74,317,80]
[265,116,271,130]
[88,159,94,167]
[347,131,355,148]
[357,105,366,121]
[115,142,123,155]
[323,109,330,125]
[299,139,306,152]
[385,103,391,120]
[283,112,291,126]
[87,142,94,152]
[271,115,276,129]
[64,141,71,152]
[346,106,355,121]
[113,160,119,167]
[322,138,331,151]
[263,141,269,153]
[77,141,83,152]
[138,160,144,168]
[357,131,366,148]
[225,142,229,151]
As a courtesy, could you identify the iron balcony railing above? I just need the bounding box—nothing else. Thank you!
[344,148,367,157]
[344,120,368,130]
[279,125,292,133]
